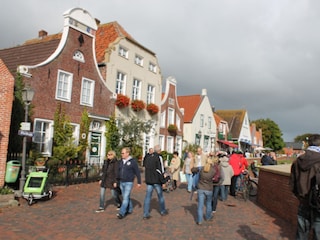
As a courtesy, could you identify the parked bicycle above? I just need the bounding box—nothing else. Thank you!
[236,170,258,201]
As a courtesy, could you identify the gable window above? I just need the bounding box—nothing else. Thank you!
[168,108,174,125]
[149,62,157,73]
[167,136,174,153]
[132,79,141,100]
[81,78,95,106]
[56,70,73,102]
[160,111,166,128]
[176,114,181,130]
[200,114,204,127]
[73,50,85,62]
[208,116,212,129]
[135,54,143,66]
[146,84,155,104]
[119,45,128,59]
[33,119,54,156]
[116,71,126,94]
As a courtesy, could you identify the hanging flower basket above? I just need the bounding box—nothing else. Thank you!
[131,99,145,112]
[167,124,178,134]
[146,103,159,115]
[116,94,130,108]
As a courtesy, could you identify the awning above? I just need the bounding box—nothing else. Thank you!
[217,140,238,148]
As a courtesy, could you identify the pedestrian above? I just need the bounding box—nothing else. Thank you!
[290,134,320,239]
[96,150,121,213]
[228,151,242,196]
[192,159,215,225]
[117,147,141,219]
[169,151,181,190]
[142,145,168,219]
[182,151,195,192]
[193,147,208,190]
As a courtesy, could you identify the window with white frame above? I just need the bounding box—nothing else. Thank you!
[160,112,166,128]
[73,50,85,62]
[149,62,157,73]
[208,116,212,129]
[132,78,141,100]
[33,119,54,156]
[56,70,73,102]
[168,108,174,125]
[80,78,95,106]
[200,114,204,127]
[119,45,128,59]
[146,84,155,104]
[167,136,174,153]
[176,114,181,130]
[159,135,164,151]
[116,71,126,94]
[71,124,80,146]
[135,54,143,66]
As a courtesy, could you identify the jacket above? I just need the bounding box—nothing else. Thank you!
[220,156,234,186]
[100,158,119,188]
[144,153,162,185]
[290,150,320,200]
[229,153,242,176]
[170,156,181,181]
[194,164,215,191]
[118,157,141,184]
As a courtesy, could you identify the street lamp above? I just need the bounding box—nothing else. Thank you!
[19,87,35,195]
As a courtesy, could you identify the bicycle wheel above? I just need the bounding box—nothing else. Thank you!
[248,179,258,197]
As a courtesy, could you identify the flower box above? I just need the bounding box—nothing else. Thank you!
[146,103,159,115]
[131,99,145,112]
[167,124,178,135]
[116,94,130,108]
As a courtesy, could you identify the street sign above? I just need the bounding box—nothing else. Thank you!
[18,130,34,137]
[20,122,31,131]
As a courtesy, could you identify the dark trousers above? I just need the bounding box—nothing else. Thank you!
[230,175,239,196]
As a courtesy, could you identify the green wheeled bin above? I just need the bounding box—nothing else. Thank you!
[5,160,21,183]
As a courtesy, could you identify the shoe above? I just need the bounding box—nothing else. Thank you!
[126,211,132,215]
[95,208,104,213]
[160,211,168,216]
[196,222,202,225]
[143,215,151,220]
[212,210,216,213]
[117,213,124,219]
[116,205,121,210]
[206,217,213,221]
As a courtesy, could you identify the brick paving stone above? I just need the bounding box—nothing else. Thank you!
[0,180,295,240]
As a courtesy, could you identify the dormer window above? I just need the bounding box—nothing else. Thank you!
[149,62,157,73]
[119,46,129,59]
[135,54,143,66]
[73,50,85,62]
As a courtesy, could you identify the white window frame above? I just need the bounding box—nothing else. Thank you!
[146,84,155,104]
[73,50,85,63]
[56,70,73,102]
[208,116,212,129]
[132,78,141,100]
[167,136,174,153]
[116,71,126,94]
[119,45,129,59]
[176,114,181,130]
[149,62,157,73]
[135,54,143,66]
[33,118,54,156]
[200,114,204,127]
[159,135,165,151]
[160,112,166,128]
[80,78,95,107]
[168,108,174,125]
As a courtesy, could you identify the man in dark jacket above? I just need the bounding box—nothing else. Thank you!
[142,145,168,219]
[117,147,141,219]
[290,134,320,239]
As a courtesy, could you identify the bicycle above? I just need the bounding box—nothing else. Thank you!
[236,170,258,201]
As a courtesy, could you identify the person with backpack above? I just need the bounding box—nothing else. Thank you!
[211,152,225,213]
[290,134,320,239]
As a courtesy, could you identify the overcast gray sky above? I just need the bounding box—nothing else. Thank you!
[1,0,320,142]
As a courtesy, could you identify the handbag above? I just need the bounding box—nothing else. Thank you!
[157,169,168,184]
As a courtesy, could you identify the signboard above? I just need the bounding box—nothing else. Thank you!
[20,122,31,131]
[18,130,34,137]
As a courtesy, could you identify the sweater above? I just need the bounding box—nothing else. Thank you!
[118,157,141,184]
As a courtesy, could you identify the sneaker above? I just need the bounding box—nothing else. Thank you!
[160,211,168,216]
[116,205,121,210]
[196,222,202,225]
[95,208,104,213]
[117,213,124,219]
[212,210,216,213]
[143,215,151,220]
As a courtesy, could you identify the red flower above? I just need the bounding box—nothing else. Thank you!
[131,99,145,112]
[146,103,159,115]
[116,94,130,108]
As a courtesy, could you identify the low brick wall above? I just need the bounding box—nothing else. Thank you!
[257,164,299,226]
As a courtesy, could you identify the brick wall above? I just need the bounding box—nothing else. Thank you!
[257,165,299,226]
[0,59,14,187]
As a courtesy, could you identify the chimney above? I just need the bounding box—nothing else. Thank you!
[38,30,48,39]
[201,88,207,96]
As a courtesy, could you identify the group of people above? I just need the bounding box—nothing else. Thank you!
[96,145,251,225]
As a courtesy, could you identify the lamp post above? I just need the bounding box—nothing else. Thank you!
[19,87,35,195]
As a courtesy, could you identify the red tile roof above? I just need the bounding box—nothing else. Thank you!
[177,95,202,123]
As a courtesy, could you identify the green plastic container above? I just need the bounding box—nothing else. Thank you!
[5,160,21,183]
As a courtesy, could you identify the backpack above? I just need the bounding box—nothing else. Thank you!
[212,164,221,183]
[309,166,320,211]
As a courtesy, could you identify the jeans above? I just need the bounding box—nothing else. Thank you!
[99,187,121,209]
[296,203,320,239]
[119,181,133,216]
[185,173,193,192]
[212,185,224,211]
[230,175,240,196]
[143,184,166,217]
[197,189,213,223]
[192,167,203,190]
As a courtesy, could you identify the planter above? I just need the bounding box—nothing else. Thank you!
[131,100,145,112]
[116,94,130,108]
[146,103,159,115]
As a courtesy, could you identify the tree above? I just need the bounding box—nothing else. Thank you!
[78,108,90,162]
[251,118,285,152]
[294,133,313,143]
[105,114,120,153]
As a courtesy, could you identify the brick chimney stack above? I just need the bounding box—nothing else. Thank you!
[38,30,48,39]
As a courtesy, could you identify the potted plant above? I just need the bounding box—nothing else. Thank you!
[115,94,130,108]
[131,99,145,112]
[146,103,159,115]
[167,124,178,135]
